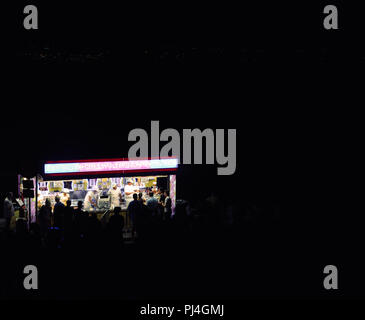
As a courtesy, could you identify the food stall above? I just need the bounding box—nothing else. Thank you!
[35,157,178,222]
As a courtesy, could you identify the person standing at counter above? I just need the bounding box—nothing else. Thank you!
[138,192,145,204]
[124,179,138,206]
[158,188,166,218]
[158,188,166,204]
[64,200,74,232]
[108,183,122,210]
[147,192,159,217]
[127,193,142,237]
[53,196,65,229]
[60,189,70,206]
[39,198,52,237]
[107,207,125,244]
[84,186,99,211]
[74,201,84,235]
[162,190,172,220]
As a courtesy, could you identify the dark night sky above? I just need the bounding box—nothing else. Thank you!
[6,2,363,209]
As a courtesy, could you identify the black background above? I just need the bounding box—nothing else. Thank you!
[1,0,364,303]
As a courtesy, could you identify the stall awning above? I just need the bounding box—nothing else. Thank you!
[44,157,178,177]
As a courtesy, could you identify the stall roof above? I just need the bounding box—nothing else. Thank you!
[44,157,178,177]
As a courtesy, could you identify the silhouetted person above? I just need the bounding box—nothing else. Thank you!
[146,192,158,217]
[159,188,166,204]
[39,198,52,237]
[127,193,142,236]
[73,201,84,233]
[80,210,90,236]
[158,188,166,219]
[3,192,14,232]
[138,199,151,242]
[138,192,144,204]
[53,196,65,229]
[163,190,172,220]
[108,207,125,243]
[64,200,74,232]
[74,201,83,217]
[86,211,102,244]
[16,207,28,236]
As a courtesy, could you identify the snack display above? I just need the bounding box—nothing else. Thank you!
[48,181,63,192]
[97,178,111,190]
[72,180,88,191]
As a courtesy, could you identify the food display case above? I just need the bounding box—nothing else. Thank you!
[37,176,173,212]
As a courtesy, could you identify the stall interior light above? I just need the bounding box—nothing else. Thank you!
[44,158,178,175]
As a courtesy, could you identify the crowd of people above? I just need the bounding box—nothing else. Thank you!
[1,187,178,247]
[0,188,286,298]
[0,183,287,266]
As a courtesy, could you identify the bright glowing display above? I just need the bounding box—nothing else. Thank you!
[45,158,178,175]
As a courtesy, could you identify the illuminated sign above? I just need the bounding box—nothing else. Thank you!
[45,158,178,175]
